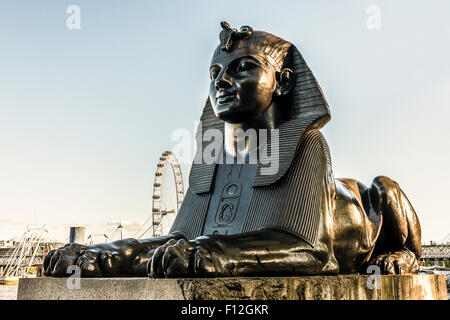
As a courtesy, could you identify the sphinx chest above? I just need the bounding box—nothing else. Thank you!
[202,163,258,235]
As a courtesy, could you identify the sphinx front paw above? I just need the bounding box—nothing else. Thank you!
[192,245,228,277]
[148,239,229,278]
[148,239,196,278]
[371,250,418,274]
[43,243,122,277]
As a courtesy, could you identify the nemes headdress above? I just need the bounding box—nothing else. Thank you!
[211,22,291,71]
[190,22,331,194]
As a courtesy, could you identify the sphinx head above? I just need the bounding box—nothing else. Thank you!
[209,22,295,124]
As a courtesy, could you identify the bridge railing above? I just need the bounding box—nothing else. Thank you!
[420,244,450,260]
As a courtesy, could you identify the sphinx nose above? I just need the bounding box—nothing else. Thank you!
[215,70,233,90]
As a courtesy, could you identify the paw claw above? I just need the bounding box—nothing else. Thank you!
[371,250,418,274]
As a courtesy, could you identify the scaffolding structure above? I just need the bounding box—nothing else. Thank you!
[0,225,50,278]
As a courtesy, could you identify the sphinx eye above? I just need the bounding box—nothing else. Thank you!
[236,60,258,73]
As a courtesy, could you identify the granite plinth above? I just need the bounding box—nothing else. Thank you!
[17,274,447,300]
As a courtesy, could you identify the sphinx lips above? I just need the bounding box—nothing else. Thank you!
[216,94,236,104]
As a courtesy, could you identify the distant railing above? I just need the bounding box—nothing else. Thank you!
[420,244,450,259]
[0,257,44,266]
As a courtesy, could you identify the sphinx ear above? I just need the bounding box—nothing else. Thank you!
[274,68,294,97]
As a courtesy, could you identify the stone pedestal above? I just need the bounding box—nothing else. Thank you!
[17,274,447,300]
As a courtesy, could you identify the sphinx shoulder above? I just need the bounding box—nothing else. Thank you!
[294,128,332,169]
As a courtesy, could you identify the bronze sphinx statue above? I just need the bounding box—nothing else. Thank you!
[44,22,422,278]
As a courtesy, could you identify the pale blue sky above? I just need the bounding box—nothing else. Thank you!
[0,0,449,243]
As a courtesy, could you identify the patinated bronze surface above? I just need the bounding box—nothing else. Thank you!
[44,22,422,278]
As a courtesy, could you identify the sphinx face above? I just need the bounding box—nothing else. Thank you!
[209,55,278,124]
